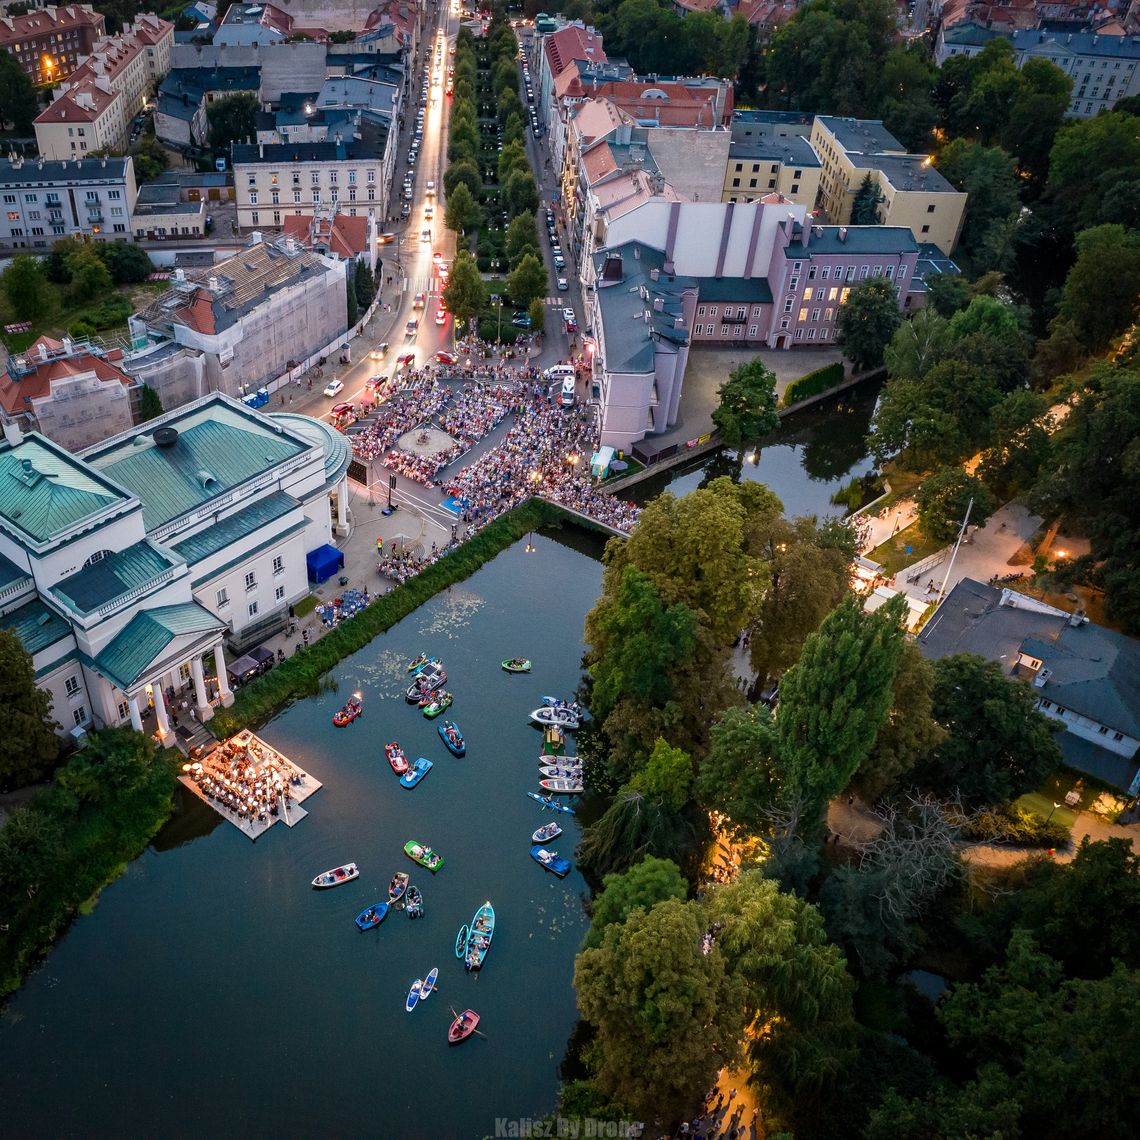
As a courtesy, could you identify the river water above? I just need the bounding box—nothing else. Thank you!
[0,533,604,1139]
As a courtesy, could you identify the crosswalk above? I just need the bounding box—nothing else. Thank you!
[542,295,567,306]
[402,276,437,294]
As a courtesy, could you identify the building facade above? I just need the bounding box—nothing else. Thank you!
[0,3,105,85]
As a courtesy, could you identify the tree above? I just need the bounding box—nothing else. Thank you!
[584,856,689,949]
[577,786,696,880]
[0,630,59,788]
[440,250,484,328]
[850,173,884,225]
[695,704,782,836]
[346,281,358,327]
[710,358,779,460]
[1,255,53,323]
[630,738,693,813]
[138,384,164,422]
[527,296,545,335]
[0,49,39,133]
[915,466,996,544]
[574,898,743,1119]
[776,595,908,830]
[836,277,901,371]
[66,247,113,304]
[353,260,376,309]
[505,251,547,309]
[1058,224,1140,352]
[505,211,540,265]
[877,41,938,151]
[443,159,481,201]
[503,170,539,219]
[936,140,1020,273]
[977,388,1051,500]
[96,240,153,284]
[1047,110,1140,232]
[497,139,529,185]
[206,91,259,153]
[884,308,949,382]
[131,136,168,183]
[444,181,481,234]
[917,654,1062,804]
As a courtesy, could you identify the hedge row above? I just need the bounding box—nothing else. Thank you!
[211,499,566,736]
[782,361,846,407]
[961,803,1071,848]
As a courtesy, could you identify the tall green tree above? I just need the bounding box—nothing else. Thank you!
[584,856,689,950]
[65,247,113,303]
[710,358,779,460]
[837,277,901,371]
[505,251,547,309]
[444,181,481,234]
[915,466,996,544]
[1057,224,1140,352]
[695,704,782,837]
[206,92,259,152]
[138,384,164,422]
[353,260,376,309]
[503,169,539,218]
[526,296,545,335]
[1,254,53,323]
[505,210,540,265]
[0,630,59,788]
[443,158,481,201]
[440,250,484,328]
[936,140,1020,273]
[96,240,153,284]
[850,174,884,225]
[1047,110,1140,232]
[0,49,39,133]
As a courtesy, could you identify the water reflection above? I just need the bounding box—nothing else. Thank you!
[150,784,222,851]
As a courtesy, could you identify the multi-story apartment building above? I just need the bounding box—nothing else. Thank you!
[231,136,394,233]
[0,3,104,85]
[0,153,136,251]
[34,75,124,159]
[722,110,822,208]
[155,65,260,149]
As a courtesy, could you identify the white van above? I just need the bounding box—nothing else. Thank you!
[559,376,576,407]
[543,364,575,381]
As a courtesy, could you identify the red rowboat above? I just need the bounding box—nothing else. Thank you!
[448,1008,479,1045]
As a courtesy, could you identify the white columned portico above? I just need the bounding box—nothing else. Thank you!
[127,694,143,732]
[152,683,171,741]
[190,655,213,721]
[214,641,234,708]
[335,477,349,536]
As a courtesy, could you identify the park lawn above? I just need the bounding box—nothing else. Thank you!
[867,521,944,576]
[1013,790,1078,833]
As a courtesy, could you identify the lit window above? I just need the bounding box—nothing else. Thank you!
[798,308,809,322]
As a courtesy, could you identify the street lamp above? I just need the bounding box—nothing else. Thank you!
[1046,801,1062,824]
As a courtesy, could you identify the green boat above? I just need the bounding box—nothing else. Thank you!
[501,658,531,673]
[422,691,453,719]
[404,840,444,872]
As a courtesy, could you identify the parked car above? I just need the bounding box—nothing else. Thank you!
[331,401,355,418]
[323,379,345,397]
[365,374,389,392]
[557,278,568,291]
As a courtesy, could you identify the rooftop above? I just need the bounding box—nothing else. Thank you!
[0,4,104,42]
[1,336,133,418]
[0,155,131,186]
[281,213,372,260]
[0,597,73,658]
[170,489,300,564]
[94,601,226,691]
[231,139,378,165]
[799,224,920,258]
[876,153,957,195]
[728,133,821,167]
[816,116,907,156]
[51,539,178,616]
[692,276,774,304]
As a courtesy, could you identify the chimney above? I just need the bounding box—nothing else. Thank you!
[838,226,847,243]
[208,275,219,292]
[251,230,263,243]
[653,296,664,312]
[259,142,264,158]
[174,267,185,282]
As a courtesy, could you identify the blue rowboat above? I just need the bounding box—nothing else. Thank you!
[437,719,465,756]
[355,901,389,930]
[463,901,495,972]
[400,757,433,789]
[454,923,469,958]
[530,845,571,877]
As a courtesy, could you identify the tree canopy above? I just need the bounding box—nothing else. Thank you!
[710,358,779,459]
[206,92,259,153]
[0,630,59,788]
[837,277,901,371]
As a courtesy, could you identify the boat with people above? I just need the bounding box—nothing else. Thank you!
[311,862,359,889]
[526,791,576,814]
[463,901,495,972]
[385,741,410,775]
[532,821,563,843]
[406,980,422,1012]
[355,901,389,930]
[437,720,465,756]
[407,653,440,675]
[540,777,584,794]
[389,871,409,903]
[530,706,579,730]
[539,764,583,779]
[422,691,453,719]
[406,884,424,918]
[400,756,434,788]
[540,726,566,756]
[540,695,576,708]
[530,845,572,877]
[420,967,439,999]
[406,667,446,702]
[454,923,468,958]
[448,1008,480,1045]
[333,694,363,726]
[501,657,531,673]
[404,839,445,872]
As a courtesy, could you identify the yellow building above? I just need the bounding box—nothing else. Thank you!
[721,130,821,209]
[810,116,966,256]
[34,77,125,161]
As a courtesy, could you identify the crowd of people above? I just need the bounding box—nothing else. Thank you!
[348,372,451,463]
[314,588,371,629]
[191,731,306,829]
[437,382,513,450]
[381,446,460,486]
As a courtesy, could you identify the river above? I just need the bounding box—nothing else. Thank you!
[0,533,604,1139]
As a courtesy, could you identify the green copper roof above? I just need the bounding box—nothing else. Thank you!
[270,413,351,486]
[0,436,130,544]
[51,540,178,616]
[0,549,30,592]
[171,490,301,564]
[0,596,73,656]
[95,602,226,691]
[84,402,308,531]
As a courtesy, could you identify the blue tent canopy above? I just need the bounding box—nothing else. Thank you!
[306,544,345,583]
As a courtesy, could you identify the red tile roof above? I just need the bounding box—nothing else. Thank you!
[282,213,372,260]
[545,26,606,80]
[0,337,131,416]
[35,77,120,125]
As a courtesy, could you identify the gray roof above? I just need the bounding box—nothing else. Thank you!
[94,602,226,691]
[728,134,820,168]
[874,153,958,195]
[171,489,300,563]
[0,156,130,187]
[800,224,919,257]
[0,597,72,656]
[51,540,177,616]
[816,116,905,155]
[947,22,1140,60]
[732,110,815,128]
[232,139,381,165]
[693,277,773,304]
[919,578,1140,740]
[0,549,30,592]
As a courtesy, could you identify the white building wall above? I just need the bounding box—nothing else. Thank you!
[1039,703,1140,760]
[30,371,134,452]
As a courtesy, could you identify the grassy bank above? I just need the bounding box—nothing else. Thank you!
[212,498,568,736]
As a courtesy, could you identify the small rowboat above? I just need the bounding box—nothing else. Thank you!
[438,719,465,756]
[423,691,453,719]
[406,980,422,1012]
[526,790,576,814]
[530,845,571,877]
[385,741,410,775]
[312,862,359,889]
[389,871,409,903]
[333,695,363,726]
[530,706,579,730]
[406,884,424,918]
[407,653,440,674]
[404,839,444,872]
[420,966,439,999]
[540,777,584,794]
[539,764,583,779]
[464,901,495,972]
[355,901,389,930]
[454,923,469,958]
[448,1008,480,1045]
[532,821,562,843]
[400,756,433,788]
[502,658,531,673]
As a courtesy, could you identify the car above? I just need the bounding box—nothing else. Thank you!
[378,232,396,244]
[323,379,345,397]
[424,204,434,219]
[406,318,419,336]
[432,250,443,263]
[331,401,355,418]
[425,180,435,196]
[435,350,458,365]
[511,314,532,329]
[553,256,566,270]
[421,228,432,242]
[395,352,415,369]
[557,278,568,291]
[365,374,389,391]
[413,292,426,308]
[402,187,413,200]
[566,317,579,333]
[205,214,214,229]
[400,203,411,218]
[370,341,389,358]
[435,307,447,325]
[408,151,417,164]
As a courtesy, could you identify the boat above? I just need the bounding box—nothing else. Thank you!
[541,695,574,707]
[407,653,440,674]
[311,862,359,889]
[389,871,409,903]
[400,756,434,788]
[420,966,439,999]
[404,839,444,872]
[437,720,465,756]
[501,657,531,673]
[406,980,422,1012]
[448,1008,480,1045]
[526,790,576,814]
[385,741,410,775]
[532,821,563,843]
[406,667,446,702]
[541,725,566,756]
[463,901,495,972]
[530,706,579,730]
[540,777,584,794]
[422,691,453,719]
[406,884,424,918]
[530,845,572,877]
[454,923,469,958]
[355,901,389,930]
[333,695,363,726]
[539,764,583,779]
